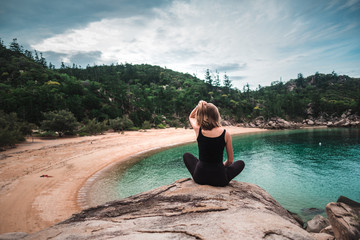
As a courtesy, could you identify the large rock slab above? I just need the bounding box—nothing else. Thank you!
[23,178,314,240]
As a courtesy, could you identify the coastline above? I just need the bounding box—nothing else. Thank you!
[0,126,267,234]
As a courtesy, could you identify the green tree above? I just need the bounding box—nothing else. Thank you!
[109,115,134,132]
[223,73,232,89]
[78,118,108,136]
[9,38,23,53]
[40,110,79,136]
[214,70,221,87]
[205,69,212,85]
[0,111,33,147]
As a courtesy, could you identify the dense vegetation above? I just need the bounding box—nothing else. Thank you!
[1,38,360,147]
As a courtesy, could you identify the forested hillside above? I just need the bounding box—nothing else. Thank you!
[1,39,360,146]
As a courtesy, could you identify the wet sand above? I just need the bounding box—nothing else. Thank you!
[0,127,267,234]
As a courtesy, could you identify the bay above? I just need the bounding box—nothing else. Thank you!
[87,128,360,219]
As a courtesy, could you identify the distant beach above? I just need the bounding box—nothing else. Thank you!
[0,127,267,234]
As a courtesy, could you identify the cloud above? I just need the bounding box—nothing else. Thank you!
[42,50,102,67]
[190,63,247,73]
[20,0,360,88]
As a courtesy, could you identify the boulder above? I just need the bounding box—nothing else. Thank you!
[325,198,360,240]
[334,119,346,127]
[307,119,315,125]
[306,214,330,233]
[310,232,335,240]
[21,178,314,240]
[320,225,334,236]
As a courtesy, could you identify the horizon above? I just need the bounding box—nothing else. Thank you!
[1,0,360,89]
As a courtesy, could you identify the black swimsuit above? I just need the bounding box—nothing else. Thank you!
[183,128,245,186]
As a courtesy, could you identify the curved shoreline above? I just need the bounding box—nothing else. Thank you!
[77,141,196,209]
[0,127,267,234]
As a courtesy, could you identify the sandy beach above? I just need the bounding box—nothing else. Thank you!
[0,127,267,234]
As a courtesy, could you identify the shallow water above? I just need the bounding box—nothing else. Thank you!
[87,128,360,220]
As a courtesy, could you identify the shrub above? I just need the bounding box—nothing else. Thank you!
[38,131,58,137]
[0,111,33,147]
[141,120,152,129]
[78,118,108,136]
[109,115,134,132]
[168,119,182,128]
[40,110,79,137]
[156,123,167,129]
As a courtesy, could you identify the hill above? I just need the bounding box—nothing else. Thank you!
[1,38,360,146]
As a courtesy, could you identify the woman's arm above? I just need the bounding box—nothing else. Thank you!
[189,100,206,135]
[189,105,199,130]
[224,131,234,167]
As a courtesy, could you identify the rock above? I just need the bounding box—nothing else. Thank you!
[220,120,232,126]
[325,199,360,240]
[320,225,334,236]
[327,122,333,127]
[337,195,360,208]
[0,232,28,240]
[306,214,330,233]
[310,232,335,240]
[301,208,325,216]
[288,210,305,227]
[334,119,346,127]
[307,119,315,125]
[23,178,314,240]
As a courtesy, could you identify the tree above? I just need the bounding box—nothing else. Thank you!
[214,70,221,87]
[296,73,305,88]
[9,38,23,53]
[41,110,79,136]
[223,73,232,89]
[205,69,212,85]
[0,111,33,147]
[109,115,134,131]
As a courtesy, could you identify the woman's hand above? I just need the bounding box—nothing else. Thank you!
[198,100,207,107]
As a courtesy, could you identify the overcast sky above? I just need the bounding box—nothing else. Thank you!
[1,0,360,89]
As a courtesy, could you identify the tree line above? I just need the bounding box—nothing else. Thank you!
[1,38,359,147]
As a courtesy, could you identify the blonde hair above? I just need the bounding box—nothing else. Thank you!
[196,102,221,130]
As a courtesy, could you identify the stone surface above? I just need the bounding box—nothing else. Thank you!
[325,200,360,240]
[320,225,334,235]
[0,232,28,240]
[306,215,330,233]
[21,178,314,240]
[310,232,335,240]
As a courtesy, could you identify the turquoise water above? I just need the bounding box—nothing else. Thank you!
[88,128,360,219]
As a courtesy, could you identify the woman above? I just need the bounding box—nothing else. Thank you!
[183,100,245,186]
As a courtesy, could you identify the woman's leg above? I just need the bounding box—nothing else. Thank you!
[183,152,199,177]
[225,160,245,182]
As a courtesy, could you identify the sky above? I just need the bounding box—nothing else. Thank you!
[1,0,360,89]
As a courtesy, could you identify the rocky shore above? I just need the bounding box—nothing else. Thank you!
[2,178,359,240]
[242,109,360,130]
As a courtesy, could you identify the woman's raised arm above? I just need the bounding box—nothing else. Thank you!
[189,105,199,130]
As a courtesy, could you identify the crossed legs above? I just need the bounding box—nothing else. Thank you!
[183,152,245,184]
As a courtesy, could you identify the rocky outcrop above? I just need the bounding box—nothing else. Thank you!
[244,109,360,129]
[246,116,300,129]
[325,196,360,240]
[19,178,314,240]
[308,109,360,128]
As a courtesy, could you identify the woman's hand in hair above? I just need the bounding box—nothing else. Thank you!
[198,100,207,108]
